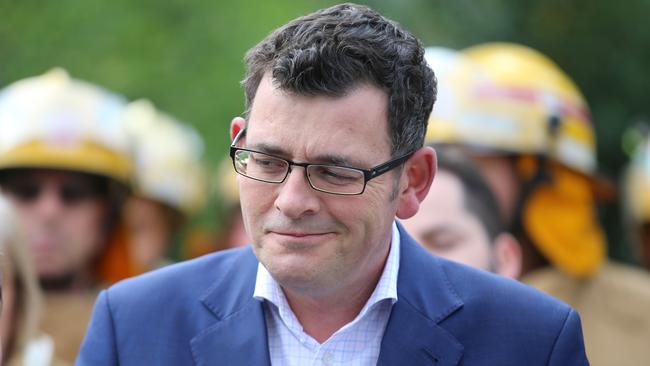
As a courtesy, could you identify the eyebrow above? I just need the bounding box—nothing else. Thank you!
[248,142,360,167]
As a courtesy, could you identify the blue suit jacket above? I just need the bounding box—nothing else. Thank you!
[77,224,588,365]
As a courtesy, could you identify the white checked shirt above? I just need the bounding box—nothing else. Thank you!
[253,221,401,366]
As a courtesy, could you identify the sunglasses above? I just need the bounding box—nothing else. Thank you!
[1,176,107,206]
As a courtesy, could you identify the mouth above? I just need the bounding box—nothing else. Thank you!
[271,231,333,238]
[267,230,336,247]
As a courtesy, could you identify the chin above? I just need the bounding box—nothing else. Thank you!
[263,253,322,282]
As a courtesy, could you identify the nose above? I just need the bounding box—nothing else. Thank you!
[274,166,321,219]
[32,184,67,220]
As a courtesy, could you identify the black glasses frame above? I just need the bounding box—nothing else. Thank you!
[229,127,414,195]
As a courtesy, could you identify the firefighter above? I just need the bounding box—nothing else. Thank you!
[121,99,208,272]
[426,42,650,366]
[0,68,134,362]
[403,47,522,278]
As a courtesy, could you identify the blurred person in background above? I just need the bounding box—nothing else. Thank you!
[183,156,249,259]
[402,145,522,279]
[211,156,250,250]
[426,42,650,366]
[0,193,67,365]
[622,127,650,270]
[0,69,135,362]
[122,99,208,273]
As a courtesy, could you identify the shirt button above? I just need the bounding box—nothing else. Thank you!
[322,350,334,365]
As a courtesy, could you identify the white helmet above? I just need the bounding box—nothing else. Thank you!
[123,99,208,216]
[0,68,132,184]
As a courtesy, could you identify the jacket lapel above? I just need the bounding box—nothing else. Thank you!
[378,223,464,366]
[188,225,464,365]
[379,301,464,366]
[190,248,271,366]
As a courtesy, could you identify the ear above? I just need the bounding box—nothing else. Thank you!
[230,117,246,141]
[493,232,523,279]
[395,146,436,219]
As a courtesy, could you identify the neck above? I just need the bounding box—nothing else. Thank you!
[40,270,96,292]
[282,242,391,343]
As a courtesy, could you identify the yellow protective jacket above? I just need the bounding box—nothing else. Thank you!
[523,261,650,366]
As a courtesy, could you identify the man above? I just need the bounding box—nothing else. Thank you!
[0,68,135,362]
[426,42,650,366]
[402,146,522,279]
[78,4,588,365]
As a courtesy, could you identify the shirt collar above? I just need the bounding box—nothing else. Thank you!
[253,220,401,307]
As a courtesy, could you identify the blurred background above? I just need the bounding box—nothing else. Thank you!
[2,0,649,262]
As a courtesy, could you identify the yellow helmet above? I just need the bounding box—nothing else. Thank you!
[424,46,494,149]
[0,68,132,184]
[426,43,605,278]
[428,43,596,174]
[123,99,208,216]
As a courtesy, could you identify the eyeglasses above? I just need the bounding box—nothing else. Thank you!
[229,128,413,195]
[1,175,106,206]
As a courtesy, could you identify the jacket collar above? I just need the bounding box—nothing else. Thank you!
[190,247,271,366]
[190,223,465,366]
[378,222,464,366]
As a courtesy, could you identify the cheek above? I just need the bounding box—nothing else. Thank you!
[64,203,109,251]
[454,244,490,269]
[328,188,395,244]
[12,204,35,229]
[461,228,494,269]
[238,182,275,232]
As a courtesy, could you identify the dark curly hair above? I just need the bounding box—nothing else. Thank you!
[242,3,436,157]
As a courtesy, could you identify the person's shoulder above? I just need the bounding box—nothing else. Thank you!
[106,246,257,308]
[592,261,650,320]
[437,257,574,320]
[599,261,650,296]
[398,224,573,320]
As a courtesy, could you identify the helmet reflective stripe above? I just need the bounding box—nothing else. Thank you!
[473,83,591,125]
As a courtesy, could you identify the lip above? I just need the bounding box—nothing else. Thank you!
[271,231,333,238]
[266,231,337,251]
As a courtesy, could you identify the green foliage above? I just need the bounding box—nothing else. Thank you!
[0,0,335,163]
[1,0,648,260]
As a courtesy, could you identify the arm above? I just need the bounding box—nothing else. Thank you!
[75,290,119,366]
[547,309,589,366]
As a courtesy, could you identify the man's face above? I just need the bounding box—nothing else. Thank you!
[403,170,494,271]
[236,76,400,297]
[2,170,110,283]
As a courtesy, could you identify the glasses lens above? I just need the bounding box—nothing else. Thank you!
[2,179,103,205]
[307,165,364,194]
[234,150,288,183]
[3,181,41,202]
[60,182,103,205]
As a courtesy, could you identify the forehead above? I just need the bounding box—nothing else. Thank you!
[424,170,466,213]
[245,75,391,164]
